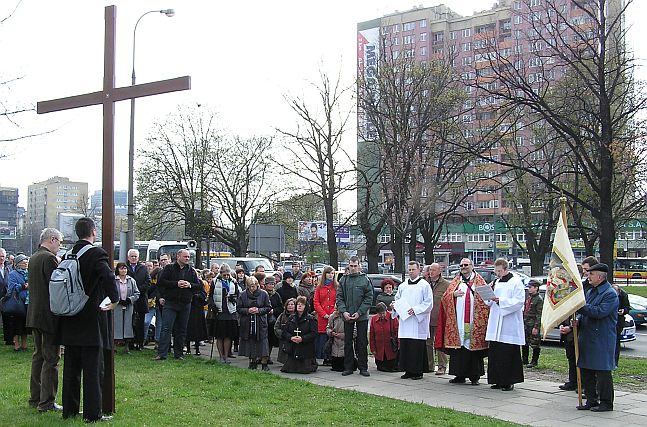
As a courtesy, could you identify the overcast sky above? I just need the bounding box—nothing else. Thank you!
[1,0,646,210]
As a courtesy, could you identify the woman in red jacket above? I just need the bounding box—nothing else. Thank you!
[313,265,337,365]
[370,302,399,372]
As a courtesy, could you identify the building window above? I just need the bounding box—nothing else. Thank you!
[462,42,471,51]
[392,37,399,46]
[393,24,400,33]
[462,28,471,38]
[403,35,415,44]
[419,32,427,42]
[419,19,427,28]
[468,233,490,242]
[514,15,523,25]
[462,56,473,66]
[514,1,522,10]
[403,21,415,31]
[404,49,415,58]
[530,0,541,6]
[392,50,399,60]
[420,46,427,56]
[450,31,456,40]
[433,32,444,43]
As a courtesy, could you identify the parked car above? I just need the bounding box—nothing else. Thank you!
[367,273,403,313]
[447,267,529,285]
[628,293,647,326]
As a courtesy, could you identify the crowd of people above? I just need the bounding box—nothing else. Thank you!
[0,228,629,420]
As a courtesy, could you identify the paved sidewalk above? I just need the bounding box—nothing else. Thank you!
[198,345,647,426]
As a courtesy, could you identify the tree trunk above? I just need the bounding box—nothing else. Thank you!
[393,229,404,275]
[408,223,417,265]
[364,229,381,274]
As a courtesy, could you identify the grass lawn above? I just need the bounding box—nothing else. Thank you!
[623,286,647,298]
[0,343,517,426]
[531,345,646,390]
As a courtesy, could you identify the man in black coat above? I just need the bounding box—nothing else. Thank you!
[56,217,119,422]
[126,249,151,350]
[612,284,631,367]
[154,249,200,361]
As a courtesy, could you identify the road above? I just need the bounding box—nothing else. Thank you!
[621,324,647,358]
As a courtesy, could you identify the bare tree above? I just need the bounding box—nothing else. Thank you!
[455,0,647,270]
[357,35,474,273]
[278,69,354,269]
[136,107,219,266]
[210,135,275,257]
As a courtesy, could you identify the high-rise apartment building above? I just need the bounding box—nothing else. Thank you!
[27,177,89,237]
[0,186,19,253]
[357,1,613,265]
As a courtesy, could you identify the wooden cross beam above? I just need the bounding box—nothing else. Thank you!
[36,5,190,415]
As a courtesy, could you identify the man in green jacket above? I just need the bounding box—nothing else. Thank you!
[336,256,373,377]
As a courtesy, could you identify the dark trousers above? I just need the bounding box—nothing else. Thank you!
[2,312,13,344]
[343,319,368,372]
[30,329,61,410]
[62,345,103,421]
[157,301,191,359]
[564,339,577,385]
[133,311,146,346]
[581,368,614,407]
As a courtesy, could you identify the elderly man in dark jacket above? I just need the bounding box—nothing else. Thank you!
[424,263,450,374]
[575,263,618,412]
[26,228,63,412]
[56,218,119,422]
[126,248,151,351]
[154,249,200,361]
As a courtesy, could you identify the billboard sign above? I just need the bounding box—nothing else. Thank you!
[298,221,350,244]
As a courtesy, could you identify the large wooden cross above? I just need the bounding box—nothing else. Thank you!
[37,5,190,414]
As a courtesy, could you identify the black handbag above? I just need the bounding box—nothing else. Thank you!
[0,289,26,317]
[389,317,399,353]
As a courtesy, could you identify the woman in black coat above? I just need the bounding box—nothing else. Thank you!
[237,276,272,370]
[280,296,318,374]
[186,278,208,355]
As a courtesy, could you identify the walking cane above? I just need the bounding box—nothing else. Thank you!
[572,314,583,407]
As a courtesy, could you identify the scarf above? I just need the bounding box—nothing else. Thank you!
[324,278,333,286]
[461,272,475,339]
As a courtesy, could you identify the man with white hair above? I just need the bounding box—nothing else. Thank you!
[26,228,64,412]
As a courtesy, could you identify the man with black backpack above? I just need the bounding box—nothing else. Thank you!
[56,217,119,423]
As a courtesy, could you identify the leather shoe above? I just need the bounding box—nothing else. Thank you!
[576,402,599,410]
[470,380,480,386]
[401,373,412,379]
[410,375,423,380]
[153,355,166,361]
[591,405,613,412]
[84,415,113,423]
[359,370,370,377]
[559,383,576,391]
[501,385,514,391]
[449,377,466,384]
[39,403,63,412]
[490,384,501,389]
[341,370,353,376]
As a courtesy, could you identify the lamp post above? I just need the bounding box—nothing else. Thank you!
[125,8,175,259]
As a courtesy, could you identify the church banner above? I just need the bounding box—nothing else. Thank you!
[540,210,586,338]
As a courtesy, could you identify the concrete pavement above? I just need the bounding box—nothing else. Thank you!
[198,346,647,427]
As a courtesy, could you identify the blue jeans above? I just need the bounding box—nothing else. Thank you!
[157,301,191,359]
[154,306,163,341]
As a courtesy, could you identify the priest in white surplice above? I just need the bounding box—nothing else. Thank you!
[390,261,433,380]
[485,258,526,391]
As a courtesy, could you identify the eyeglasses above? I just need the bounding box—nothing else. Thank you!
[460,264,470,267]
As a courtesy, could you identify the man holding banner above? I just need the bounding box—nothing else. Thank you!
[574,263,618,412]
[540,199,587,407]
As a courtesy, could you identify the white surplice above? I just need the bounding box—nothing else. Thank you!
[391,276,433,340]
[454,273,477,349]
[485,274,526,345]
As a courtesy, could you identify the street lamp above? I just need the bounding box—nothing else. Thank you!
[126,8,175,258]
